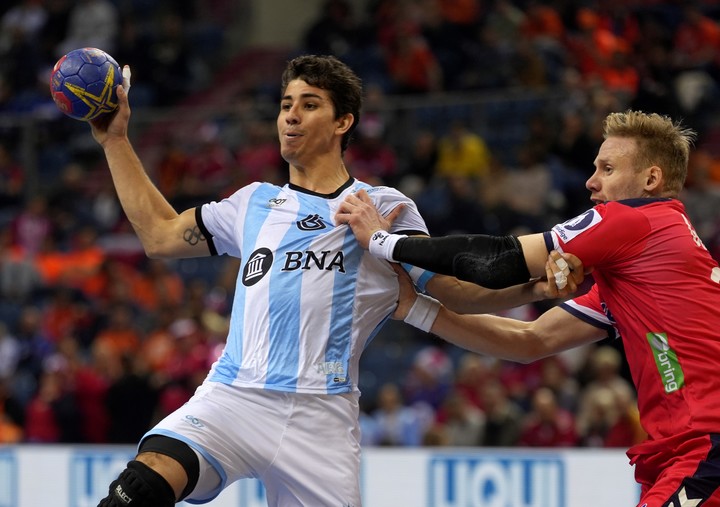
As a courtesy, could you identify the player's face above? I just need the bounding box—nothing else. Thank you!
[277,79,344,167]
[586,136,649,203]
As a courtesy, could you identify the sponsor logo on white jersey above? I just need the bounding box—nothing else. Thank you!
[296,213,327,231]
[242,248,274,286]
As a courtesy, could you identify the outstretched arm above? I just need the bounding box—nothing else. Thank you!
[430,303,606,362]
[336,189,584,292]
[90,70,209,259]
[427,249,583,314]
[392,266,605,362]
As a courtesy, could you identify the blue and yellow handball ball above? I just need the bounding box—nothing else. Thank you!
[50,47,122,121]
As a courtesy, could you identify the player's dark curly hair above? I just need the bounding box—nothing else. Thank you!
[281,54,362,153]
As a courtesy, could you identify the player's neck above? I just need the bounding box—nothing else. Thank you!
[288,157,351,194]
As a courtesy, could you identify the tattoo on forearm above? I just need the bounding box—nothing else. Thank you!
[183,226,206,246]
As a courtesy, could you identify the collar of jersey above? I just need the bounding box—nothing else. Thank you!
[287,175,354,198]
[612,197,674,208]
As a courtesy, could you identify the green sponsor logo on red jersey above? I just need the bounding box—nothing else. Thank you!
[647,332,684,393]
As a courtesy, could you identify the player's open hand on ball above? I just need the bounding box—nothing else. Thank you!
[335,189,404,248]
[90,65,132,148]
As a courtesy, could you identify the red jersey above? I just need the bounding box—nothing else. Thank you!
[544,198,720,461]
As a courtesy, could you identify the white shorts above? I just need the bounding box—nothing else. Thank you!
[143,380,362,506]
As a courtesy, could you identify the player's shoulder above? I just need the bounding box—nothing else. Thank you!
[354,181,412,204]
[223,181,279,200]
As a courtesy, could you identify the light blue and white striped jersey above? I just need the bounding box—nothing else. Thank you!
[197,178,428,395]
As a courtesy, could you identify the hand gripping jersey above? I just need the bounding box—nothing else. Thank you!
[196,178,428,395]
[544,198,720,458]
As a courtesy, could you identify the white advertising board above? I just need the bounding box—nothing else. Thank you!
[0,445,640,506]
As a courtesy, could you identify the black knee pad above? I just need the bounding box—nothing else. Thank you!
[97,460,175,507]
[139,435,200,501]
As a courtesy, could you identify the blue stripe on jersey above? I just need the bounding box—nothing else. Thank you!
[210,184,278,384]
[400,262,435,293]
[323,224,363,392]
[264,190,323,390]
[543,231,556,252]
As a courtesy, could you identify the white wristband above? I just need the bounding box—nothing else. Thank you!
[368,230,405,262]
[404,293,441,333]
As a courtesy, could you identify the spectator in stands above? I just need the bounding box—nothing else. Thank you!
[232,119,284,189]
[0,143,24,211]
[23,367,81,442]
[303,0,358,58]
[495,143,557,233]
[382,18,443,94]
[518,386,578,447]
[139,305,181,377]
[56,0,118,57]
[0,226,41,303]
[10,196,52,258]
[0,0,47,104]
[131,258,185,313]
[106,353,158,443]
[575,385,620,447]
[92,302,142,363]
[344,115,398,185]
[603,384,646,448]
[671,6,720,73]
[548,109,598,216]
[372,382,432,446]
[682,147,720,246]
[434,389,485,446]
[52,334,110,443]
[596,48,640,99]
[46,163,95,236]
[435,120,492,181]
[479,379,524,447]
[175,122,234,208]
[399,129,438,186]
[0,376,24,443]
[451,352,492,409]
[147,316,211,425]
[40,286,91,345]
[11,305,53,403]
[0,0,47,52]
[0,330,24,436]
[145,11,195,106]
[576,346,635,425]
[538,356,580,414]
[402,346,454,411]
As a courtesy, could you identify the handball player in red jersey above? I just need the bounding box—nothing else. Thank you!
[336,110,720,507]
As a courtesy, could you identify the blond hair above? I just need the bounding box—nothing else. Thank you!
[603,110,696,196]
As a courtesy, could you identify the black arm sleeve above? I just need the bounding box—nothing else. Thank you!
[393,234,532,289]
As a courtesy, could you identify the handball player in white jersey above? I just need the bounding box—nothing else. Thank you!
[89,55,569,507]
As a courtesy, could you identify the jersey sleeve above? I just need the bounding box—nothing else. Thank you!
[198,182,260,257]
[560,283,619,339]
[367,185,435,286]
[366,186,429,236]
[543,202,650,269]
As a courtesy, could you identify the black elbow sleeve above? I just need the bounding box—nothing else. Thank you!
[394,234,531,289]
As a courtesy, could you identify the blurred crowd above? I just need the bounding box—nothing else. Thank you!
[358,342,645,448]
[1,0,720,448]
